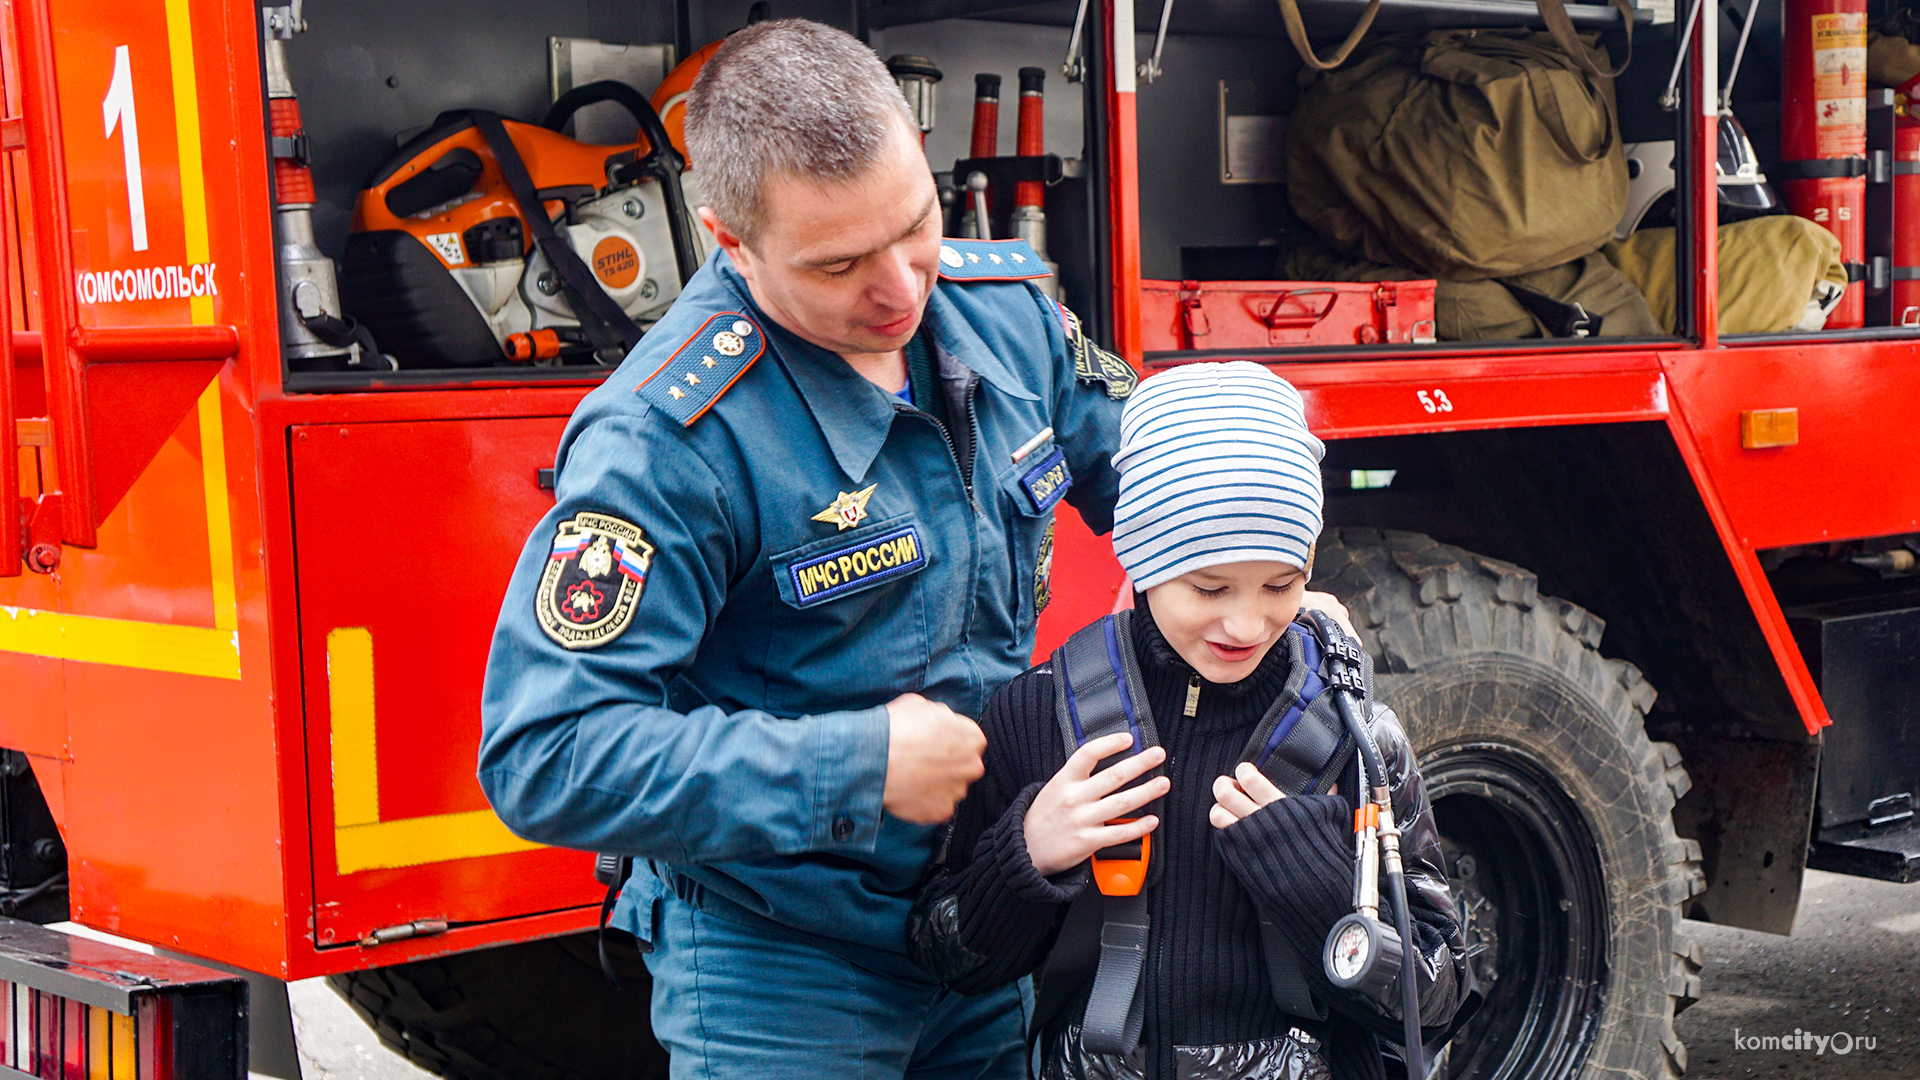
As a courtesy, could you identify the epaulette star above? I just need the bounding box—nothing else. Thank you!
[934,238,1052,283]
[637,313,766,425]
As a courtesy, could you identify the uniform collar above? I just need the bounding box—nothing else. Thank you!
[712,253,1038,484]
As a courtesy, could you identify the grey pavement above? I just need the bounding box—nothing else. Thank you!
[289,979,435,1080]
[1675,869,1920,1079]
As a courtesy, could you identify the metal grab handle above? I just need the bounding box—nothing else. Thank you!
[1259,288,1338,329]
[0,137,17,578]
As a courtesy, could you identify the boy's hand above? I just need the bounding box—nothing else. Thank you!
[1210,762,1288,829]
[1024,732,1169,878]
[1301,591,1360,643]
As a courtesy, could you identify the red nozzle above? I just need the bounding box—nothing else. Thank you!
[1015,67,1045,210]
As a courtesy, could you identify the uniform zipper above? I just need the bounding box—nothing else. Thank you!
[898,370,981,500]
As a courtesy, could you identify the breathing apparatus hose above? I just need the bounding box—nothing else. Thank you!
[1329,662,1426,1079]
[542,81,704,288]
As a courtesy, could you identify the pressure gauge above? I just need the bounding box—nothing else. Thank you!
[1324,912,1406,999]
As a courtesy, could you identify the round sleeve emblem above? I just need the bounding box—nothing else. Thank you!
[538,512,654,649]
[712,331,746,357]
[939,245,964,269]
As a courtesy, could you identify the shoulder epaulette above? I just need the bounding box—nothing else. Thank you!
[634,311,766,426]
[937,238,1051,282]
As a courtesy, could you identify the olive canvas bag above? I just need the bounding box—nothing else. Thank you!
[1287,28,1630,281]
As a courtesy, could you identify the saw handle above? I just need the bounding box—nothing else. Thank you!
[542,81,702,287]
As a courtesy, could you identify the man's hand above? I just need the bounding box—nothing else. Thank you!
[883,693,987,825]
[1210,761,1287,829]
[1024,732,1169,877]
[1302,590,1361,643]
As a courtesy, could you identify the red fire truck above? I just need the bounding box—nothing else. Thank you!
[1,0,1916,1076]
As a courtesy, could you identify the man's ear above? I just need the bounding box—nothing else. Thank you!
[700,207,755,287]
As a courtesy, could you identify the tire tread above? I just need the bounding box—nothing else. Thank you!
[1319,529,1702,1080]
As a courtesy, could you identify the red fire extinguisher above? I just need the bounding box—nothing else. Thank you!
[1782,0,1869,328]
[1893,75,1920,326]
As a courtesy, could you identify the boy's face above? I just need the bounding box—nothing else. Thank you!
[1144,559,1310,684]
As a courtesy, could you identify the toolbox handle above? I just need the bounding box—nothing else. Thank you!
[1259,289,1338,329]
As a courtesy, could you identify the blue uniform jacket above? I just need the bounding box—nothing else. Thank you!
[479,241,1126,979]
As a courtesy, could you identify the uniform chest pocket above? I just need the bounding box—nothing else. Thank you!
[771,513,931,608]
[998,445,1071,624]
[763,514,932,713]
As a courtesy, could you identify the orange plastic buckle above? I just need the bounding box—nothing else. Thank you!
[1091,821,1150,896]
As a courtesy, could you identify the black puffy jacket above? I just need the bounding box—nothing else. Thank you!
[909,606,1478,1080]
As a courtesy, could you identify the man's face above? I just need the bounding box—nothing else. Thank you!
[706,118,942,359]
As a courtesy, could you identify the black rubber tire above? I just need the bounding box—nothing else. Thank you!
[1315,528,1706,1080]
[328,931,668,1080]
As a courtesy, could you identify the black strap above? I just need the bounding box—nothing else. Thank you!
[1031,886,1104,1043]
[467,111,644,360]
[1050,614,1164,1056]
[594,854,642,990]
[1081,892,1150,1055]
[297,309,384,368]
[1773,157,1870,181]
[1500,281,1604,338]
[1844,261,1867,283]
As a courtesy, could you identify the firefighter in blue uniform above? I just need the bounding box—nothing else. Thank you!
[479,19,1135,1078]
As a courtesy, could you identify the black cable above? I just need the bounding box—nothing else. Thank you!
[0,872,67,916]
[1330,689,1424,1078]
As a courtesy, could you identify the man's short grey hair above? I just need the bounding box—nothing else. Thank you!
[686,19,915,245]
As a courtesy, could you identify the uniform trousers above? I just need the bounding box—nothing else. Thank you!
[638,874,1028,1079]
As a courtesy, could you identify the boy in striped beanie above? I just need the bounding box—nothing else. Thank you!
[911,362,1470,1080]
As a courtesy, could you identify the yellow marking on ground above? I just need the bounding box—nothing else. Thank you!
[326,628,544,872]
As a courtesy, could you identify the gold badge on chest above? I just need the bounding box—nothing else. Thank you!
[812,484,878,531]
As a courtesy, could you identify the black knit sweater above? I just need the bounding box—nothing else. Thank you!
[923,603,1452,1080]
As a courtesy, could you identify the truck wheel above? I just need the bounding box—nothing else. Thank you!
[1315,529,1706,1080]
[329,931,667,1080]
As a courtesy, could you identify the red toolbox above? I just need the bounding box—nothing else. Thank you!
[1141,279,1439,351]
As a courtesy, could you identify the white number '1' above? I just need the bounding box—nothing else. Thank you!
[102,45,147,252]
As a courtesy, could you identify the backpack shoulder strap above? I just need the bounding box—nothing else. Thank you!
[1240,618,1368,797]
[1039,611,1164,1057]
[1052,610,1161,760]
[1238,615,1377,1023]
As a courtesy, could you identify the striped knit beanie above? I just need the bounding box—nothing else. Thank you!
[1110,362,1325,590]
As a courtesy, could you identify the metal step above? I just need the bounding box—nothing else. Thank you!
[1808,819,1920,883]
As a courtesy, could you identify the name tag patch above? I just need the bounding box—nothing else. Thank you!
[1020,448,1072,513]
[789,525,927,606]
